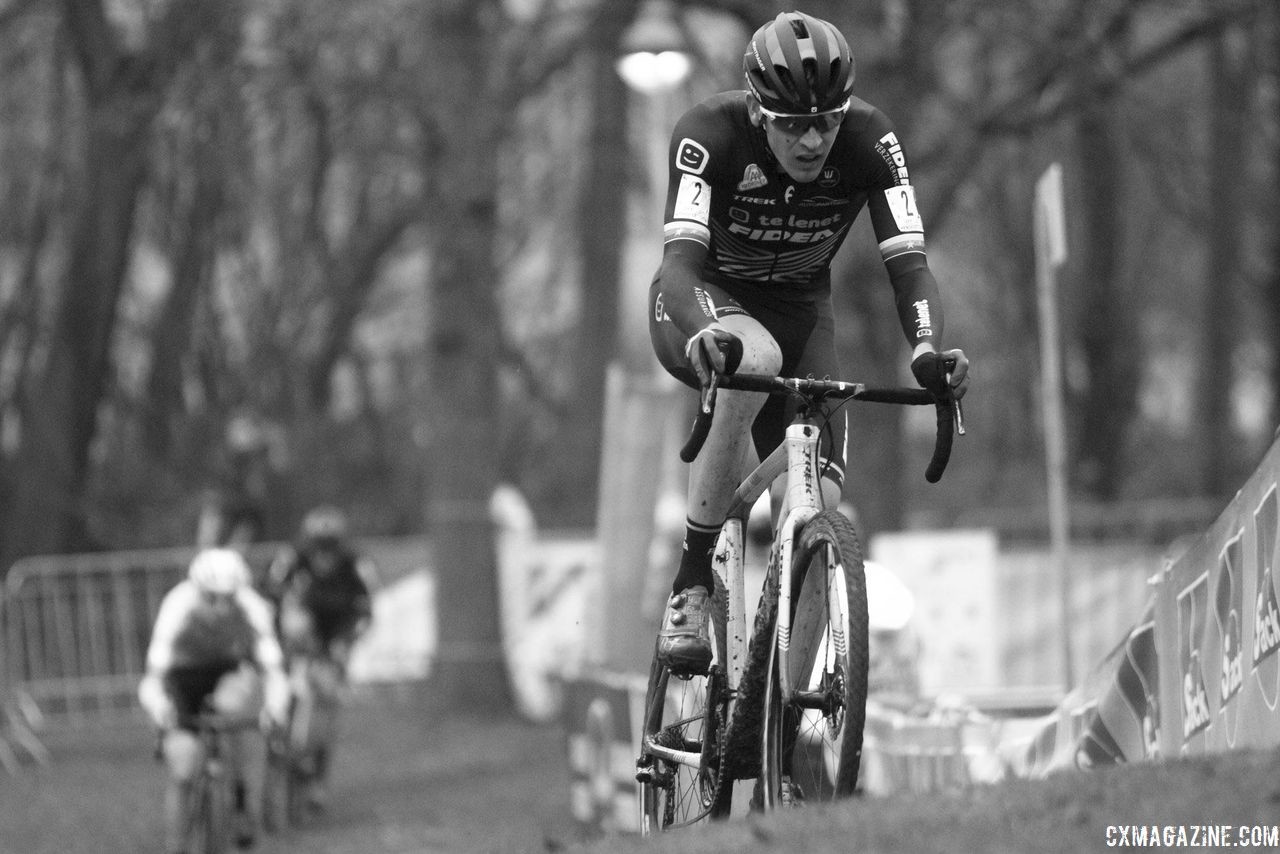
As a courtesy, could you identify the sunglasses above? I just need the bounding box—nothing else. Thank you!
[759,100,849,136]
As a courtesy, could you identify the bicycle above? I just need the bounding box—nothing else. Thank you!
[635,365,962,831]
[155,708,255,854]
[262,640,343,831]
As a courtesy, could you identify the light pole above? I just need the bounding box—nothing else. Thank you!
[589,0,694,676]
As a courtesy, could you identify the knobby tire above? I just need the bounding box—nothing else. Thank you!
[758,509,869,808]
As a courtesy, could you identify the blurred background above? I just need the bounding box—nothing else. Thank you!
[1,0,1278,707]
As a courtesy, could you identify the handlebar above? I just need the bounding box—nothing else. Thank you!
[679,372,964,483]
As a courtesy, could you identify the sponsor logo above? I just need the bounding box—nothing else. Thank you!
[1256,587,1280,662]
[784,185,796,203]
[912,299,933,338]
[653,293,668,322]
[877,131,910,184]
[733,195,777,205]
[737,164,768,191]
[693,287,717,319]
[1177,574,1212,742]
[1252,486,1280,709]
[726,211,845,244]
[677,138,709,175]
[818,167,839,188]
[1214,535,1243,745]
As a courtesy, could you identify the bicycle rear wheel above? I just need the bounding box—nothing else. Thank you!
[636,578,731,833]
[758,509,868,807]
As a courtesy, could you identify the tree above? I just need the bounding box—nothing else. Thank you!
[417,0,513,712]
[1,0,242,568]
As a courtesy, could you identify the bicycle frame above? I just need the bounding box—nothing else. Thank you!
[716,418,827,706]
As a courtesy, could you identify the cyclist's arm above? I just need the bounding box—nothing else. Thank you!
[144,583,198,674]
[657,243,717,338]
[139,584,196,728]
[263,546,298,602]
[237,586,289,725]
[886,254,944,359]
[238,586,285,672]
[656,101,728,338]
[860,113,945,357]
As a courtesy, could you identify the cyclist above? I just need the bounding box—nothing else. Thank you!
[138,548,289,853]
[263,505,374,809]
[649,11,970,675]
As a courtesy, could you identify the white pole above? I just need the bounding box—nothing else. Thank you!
[1034,163,1073,690]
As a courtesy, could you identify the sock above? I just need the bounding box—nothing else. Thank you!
[671,520,720,595]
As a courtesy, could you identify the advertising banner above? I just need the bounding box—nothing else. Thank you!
[1156,438,1280,756]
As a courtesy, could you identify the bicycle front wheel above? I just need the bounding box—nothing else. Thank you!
[186,768,232,854]
[759,509,869,807]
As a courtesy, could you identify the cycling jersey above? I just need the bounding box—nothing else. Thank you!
[649,90,945,481]
[268,542,372,648]
[653,90,942,351]
[145,579,282,674]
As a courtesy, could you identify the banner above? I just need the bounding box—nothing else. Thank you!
[1156,438,1280,756]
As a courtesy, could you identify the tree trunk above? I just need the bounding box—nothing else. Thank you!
[1199,25,1251,496]
[3,72,153,565]
[555,38,630,528]
[421,0,513,714]
[1072,98,1137,501]
[1268,5,1280,432]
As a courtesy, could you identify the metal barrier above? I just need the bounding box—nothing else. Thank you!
[1,543,281,736]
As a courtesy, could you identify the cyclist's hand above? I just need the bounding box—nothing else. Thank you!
[684,323,743,386]
[911,348,970,400]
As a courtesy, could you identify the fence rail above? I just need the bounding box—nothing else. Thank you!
[1,543,281,737]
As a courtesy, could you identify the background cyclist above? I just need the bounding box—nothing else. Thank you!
[138,548,290,853]
[648,11,970,675]
[263,504,374,810]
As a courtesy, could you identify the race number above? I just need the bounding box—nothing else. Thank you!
[674,174,710,224]
[885,185,923,233]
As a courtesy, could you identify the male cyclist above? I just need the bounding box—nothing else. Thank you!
[649,11,970,675]
[263,505,373,809]
[138,548,290,853]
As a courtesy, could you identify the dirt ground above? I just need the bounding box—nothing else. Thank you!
[0,682,597,854]
[6,681,1280,854]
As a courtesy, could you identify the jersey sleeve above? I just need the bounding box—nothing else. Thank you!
[860,110,944,353]
[145,583,196,674]
[238,585,285,672]
[657,102,729,337]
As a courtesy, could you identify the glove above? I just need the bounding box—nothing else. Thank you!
[911,349,970,399]
[684,323,743,386]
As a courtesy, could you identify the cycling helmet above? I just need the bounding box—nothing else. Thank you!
[301,504,348,542]
[189,548,251,595]
[743,11,855,114]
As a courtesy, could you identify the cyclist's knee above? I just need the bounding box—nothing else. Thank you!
[211,663,263,725]
[164,729,203,781]
[718,316,782,375]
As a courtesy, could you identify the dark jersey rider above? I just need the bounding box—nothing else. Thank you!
[266,505,373,666]
[649,11,970,674]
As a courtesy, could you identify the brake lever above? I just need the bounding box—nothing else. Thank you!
[944,369,966,436]
[700,372,720,414]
